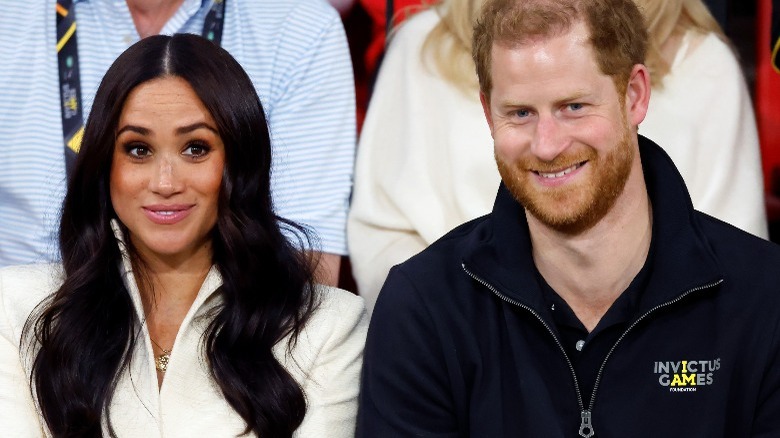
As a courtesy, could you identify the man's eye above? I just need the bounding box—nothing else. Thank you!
[568,103,583,111]
[183,143,210,157]
[516,109,531,118]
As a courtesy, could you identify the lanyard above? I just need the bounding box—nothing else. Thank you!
[56,0,227,176]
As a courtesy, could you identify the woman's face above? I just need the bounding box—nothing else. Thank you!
[110,76,225,266]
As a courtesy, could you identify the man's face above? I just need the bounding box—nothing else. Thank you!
[481,22,644,234]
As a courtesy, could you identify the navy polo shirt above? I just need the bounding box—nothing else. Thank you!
[537,244,655,404]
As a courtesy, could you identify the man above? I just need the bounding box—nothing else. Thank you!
[357,0,780,435]
[0,0,354,285]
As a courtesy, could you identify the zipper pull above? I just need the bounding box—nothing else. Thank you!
[579,410,594,438]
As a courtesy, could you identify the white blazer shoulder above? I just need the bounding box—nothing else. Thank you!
[0,263,367,437]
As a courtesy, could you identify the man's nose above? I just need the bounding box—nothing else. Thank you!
[530,114,570,162]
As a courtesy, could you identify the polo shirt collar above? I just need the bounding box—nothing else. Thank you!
[462,135,723,318]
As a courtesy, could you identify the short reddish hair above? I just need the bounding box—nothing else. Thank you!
[472,0,648,98]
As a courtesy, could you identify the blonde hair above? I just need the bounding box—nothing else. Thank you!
[634,0,725,87]
[420,0,483,94]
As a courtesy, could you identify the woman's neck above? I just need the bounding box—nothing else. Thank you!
[136,258,211,387]
[660,29,685,67]
[135,254,211,311]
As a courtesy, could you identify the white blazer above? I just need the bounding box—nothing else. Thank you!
[0,234,367,437]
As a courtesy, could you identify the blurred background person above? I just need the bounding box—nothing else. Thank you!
[635,0,767,241]
[0,35,366,437]
[348,0,496,314]
[349,0,767,314]
[0,0,355,286]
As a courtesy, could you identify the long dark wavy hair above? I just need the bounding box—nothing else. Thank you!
[24,34,317,437]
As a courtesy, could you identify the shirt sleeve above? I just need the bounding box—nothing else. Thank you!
[357,268,460,437]
[265,4,356,256]
[294,288,368,437]
[0,270,45,435]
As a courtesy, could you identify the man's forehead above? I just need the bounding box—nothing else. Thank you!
[492,20,591,52]
[486,25,617,106]
[489,23,595,77]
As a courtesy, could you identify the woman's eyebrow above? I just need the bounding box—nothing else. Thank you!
[116,125,149,136]
[176,122,218,135]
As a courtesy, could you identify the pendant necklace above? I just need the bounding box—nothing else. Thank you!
[150,337,172,373]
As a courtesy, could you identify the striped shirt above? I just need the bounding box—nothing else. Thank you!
[0,0,356,266]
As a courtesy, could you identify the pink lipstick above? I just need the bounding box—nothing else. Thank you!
[142,204,194,225]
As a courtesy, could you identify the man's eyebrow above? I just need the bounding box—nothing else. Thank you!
[497,99,530,109]
[557,91,590,103]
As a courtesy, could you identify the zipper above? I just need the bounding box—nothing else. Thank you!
[462,262,722,438]
[461,264,587,433]
[585,279,723,414]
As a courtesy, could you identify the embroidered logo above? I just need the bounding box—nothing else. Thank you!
[61,84,78,118]
[654,358,721,392]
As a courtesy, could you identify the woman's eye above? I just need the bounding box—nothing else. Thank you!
[125,144,150,158]
[183,143,210,157]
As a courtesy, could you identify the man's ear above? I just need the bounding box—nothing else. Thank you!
[625,64,651,127]
[480,91,495,135]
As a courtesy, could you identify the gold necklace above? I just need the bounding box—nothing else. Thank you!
[150,337,172,373]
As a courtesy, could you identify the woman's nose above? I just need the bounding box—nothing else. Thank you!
[148,156,183,196]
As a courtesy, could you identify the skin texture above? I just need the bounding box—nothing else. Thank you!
[482,23,635,235]
[124,1,341,287]
[127,0,185,38]
[111,76,224,269]
[480,22,653,331]
[315,252,341,287]
[110,76,225,384]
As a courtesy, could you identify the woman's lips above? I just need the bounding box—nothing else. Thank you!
[142,204,194,225]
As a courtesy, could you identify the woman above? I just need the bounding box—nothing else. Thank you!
[635,0,767,240]
[348,0,767,313]
[347,0,498,313]
[0,34,366,437]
